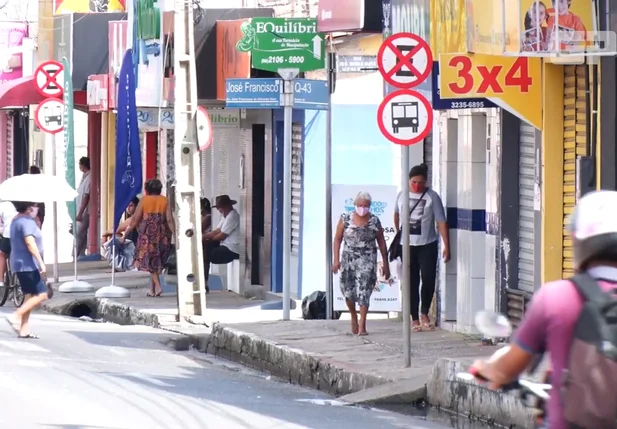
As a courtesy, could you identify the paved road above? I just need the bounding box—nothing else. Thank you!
[0,307,452,429]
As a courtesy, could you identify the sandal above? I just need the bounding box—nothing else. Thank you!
[421,315,435,331]
[147,291,162,297]
[18,333,39,339]
[5,316,19,334]
[411,323,422,332]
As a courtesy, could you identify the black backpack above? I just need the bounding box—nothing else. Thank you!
[564,274,617,429]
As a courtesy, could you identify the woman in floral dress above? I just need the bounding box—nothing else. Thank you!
[332,191,389,335]
[124,179,175,297]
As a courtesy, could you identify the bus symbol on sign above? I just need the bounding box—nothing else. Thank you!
[391,101,419,134]
[377,89,432,146]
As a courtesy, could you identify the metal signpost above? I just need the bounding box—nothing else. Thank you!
[377,33,434,368]
[236,17,326,320]
[33,60,65,284]
[325,50,336,320]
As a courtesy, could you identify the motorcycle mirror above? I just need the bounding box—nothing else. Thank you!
[475,310,512,338]
[456,372,476,382]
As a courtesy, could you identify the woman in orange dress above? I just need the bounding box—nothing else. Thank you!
[123,179,175,297]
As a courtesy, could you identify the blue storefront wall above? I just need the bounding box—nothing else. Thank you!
[300,104,397,299]
[271,108,306,294]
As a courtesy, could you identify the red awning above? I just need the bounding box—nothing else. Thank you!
[0,76,45,109]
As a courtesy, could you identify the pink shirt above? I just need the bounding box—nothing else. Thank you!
[514,266,617,429]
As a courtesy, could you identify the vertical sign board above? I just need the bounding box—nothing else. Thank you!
[62,57,76,224]
[376,32,433,146]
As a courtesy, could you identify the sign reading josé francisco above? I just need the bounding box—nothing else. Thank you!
[236,17,325,73]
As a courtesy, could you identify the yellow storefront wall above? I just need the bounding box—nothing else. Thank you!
[431,0,583,285]
[105,112,116,232]
[541,63,565,283]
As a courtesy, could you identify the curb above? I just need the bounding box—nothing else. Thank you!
[204,323,392,396]
[426,358,534,429]
[41,297,162,328]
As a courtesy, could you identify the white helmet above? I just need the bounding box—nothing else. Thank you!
[568,190,617,271]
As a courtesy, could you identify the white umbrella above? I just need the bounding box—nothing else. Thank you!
[0,174,78,202]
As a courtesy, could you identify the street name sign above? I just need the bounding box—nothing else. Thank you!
[236,18,325,73]
[225,78,328,110]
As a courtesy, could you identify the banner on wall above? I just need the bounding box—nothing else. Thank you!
[517,0,597,54]
[331,184,401,312]
[0,22,28,84]
[465,0,512,54]
[54,0,126,14]
[430,0,467,55]
[131,0,164,107]
[439,53,542,129]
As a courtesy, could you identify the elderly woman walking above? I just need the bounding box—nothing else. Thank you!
[332,191,389,335]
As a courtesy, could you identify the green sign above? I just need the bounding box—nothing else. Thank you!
[137,0,161,40]
[62,57,76,225]
[236,18,325,73]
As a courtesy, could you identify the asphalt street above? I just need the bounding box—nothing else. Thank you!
[0,307,458,429]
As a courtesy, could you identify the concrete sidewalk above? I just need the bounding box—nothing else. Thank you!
[42,261,288,327]
[175,319,534,429]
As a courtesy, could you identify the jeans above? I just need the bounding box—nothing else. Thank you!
[399,240,438,320]
[203,241,239,281]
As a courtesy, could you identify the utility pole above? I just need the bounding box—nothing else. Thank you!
[173,0,207,320]
[279,67,298,321]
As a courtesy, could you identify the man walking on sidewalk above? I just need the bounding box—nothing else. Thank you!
[75,157,91,258]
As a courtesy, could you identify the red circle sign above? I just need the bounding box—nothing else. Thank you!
[377,33,433,89]
[377,89,433,146]
[34,60,65,98]
[34,98,65,134]
[196,106,213,151]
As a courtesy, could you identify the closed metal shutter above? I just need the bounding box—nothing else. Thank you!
[423,134,432,185]
[291,122,302,255]
[562,65,587,278]
[200,148,207,197]
[518,121,536,293]
[6,115,13,178]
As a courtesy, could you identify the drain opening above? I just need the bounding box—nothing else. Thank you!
[68,303,95,318]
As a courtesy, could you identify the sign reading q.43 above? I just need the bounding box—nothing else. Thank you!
[438,54,543,129]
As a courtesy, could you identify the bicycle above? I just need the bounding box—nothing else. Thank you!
[0,259,24,308]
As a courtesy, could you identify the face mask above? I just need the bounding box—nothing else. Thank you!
[410,183,425,193]
[355,206,369,216]
[29,207,39,218]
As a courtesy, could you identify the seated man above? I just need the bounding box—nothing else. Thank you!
[203,195,240,292]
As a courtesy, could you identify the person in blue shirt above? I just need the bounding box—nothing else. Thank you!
[4,201,48,339]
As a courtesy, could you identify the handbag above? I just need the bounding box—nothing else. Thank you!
[387,188,429,262]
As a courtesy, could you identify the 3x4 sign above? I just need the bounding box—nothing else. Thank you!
[236,18,326,73]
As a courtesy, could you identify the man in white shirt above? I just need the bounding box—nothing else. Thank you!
[203,195,240,292]
[0,200,17,287]
[75,157,91,258]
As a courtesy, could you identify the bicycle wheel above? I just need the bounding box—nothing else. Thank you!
[0,271,8,307]
[12,274,24,308]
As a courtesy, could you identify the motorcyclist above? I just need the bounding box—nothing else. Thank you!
[470,190,617,429]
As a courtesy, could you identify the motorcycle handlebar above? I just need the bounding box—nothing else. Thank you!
[462,368,551,400]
